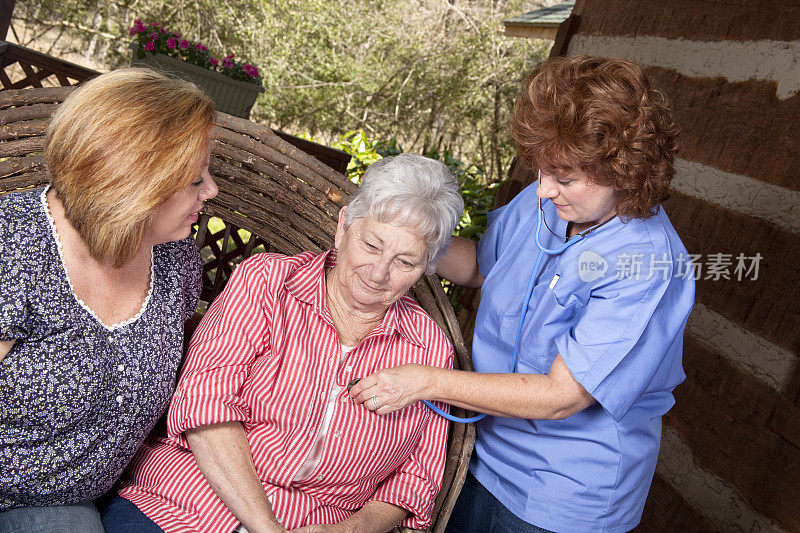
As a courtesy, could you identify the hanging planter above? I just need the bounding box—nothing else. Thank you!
[130,48,264,118]
[128,20,264,119]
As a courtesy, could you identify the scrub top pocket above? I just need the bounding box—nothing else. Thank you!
[499,280,585,375]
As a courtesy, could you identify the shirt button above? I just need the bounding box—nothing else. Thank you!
[344,365,352,372]
[116,395,124,404]
[333,430,341,438]
[117,364,125,372]
[316,474,324,481]
[107,335,114,343]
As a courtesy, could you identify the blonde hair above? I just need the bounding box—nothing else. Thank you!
[45,68,214,267]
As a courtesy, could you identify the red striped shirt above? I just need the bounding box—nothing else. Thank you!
[119,250,453,532]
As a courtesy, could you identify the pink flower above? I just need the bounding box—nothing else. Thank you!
[130,20,147,35]
[242,63,259,77]
[131,21,259,81]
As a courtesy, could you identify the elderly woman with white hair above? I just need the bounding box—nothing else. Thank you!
[102,153,464,533]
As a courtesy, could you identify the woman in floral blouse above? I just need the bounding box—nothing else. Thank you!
[0,68,217,532]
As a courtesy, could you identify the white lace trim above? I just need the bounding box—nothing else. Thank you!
[40,187,154,331]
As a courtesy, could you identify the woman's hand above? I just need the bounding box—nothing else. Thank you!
[291,524,346,533]
[292,501,407,533]
[349,364,430,415]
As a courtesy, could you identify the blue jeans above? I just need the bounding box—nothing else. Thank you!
[445,472,554,533]
[99,495,165,533]
[0,501,104,533]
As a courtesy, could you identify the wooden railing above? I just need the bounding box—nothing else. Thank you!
[0,40,98,89]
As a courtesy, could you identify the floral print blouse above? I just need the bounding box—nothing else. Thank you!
[0,188,201,510]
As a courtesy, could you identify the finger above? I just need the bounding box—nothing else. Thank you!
[351,386,372,405]
[348,372,378,398]
[363,395,378,412]
[376,403,402,416]
[349,378,378,404]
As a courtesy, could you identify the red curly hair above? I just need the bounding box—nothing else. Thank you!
[510,55,679,220]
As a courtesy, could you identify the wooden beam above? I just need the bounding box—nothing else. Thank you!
[549,13,580,58]
[502,25,559,40]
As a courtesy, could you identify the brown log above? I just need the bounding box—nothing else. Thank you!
[209,156,337,239]
[0,119,48,141]
[0,136,44,157]
[214,112,357,194]
[0,154,45,177]
[211,189,320,253]
[213,127,350,206]
[0,103,59,126]
[0,171,48,194]
[212,140,341,221]
[0,86,72,109]
[213,170,333,249]
[411,280,448,334]
[423,275,471,372]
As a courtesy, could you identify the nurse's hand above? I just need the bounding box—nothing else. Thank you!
[349,364,428,415]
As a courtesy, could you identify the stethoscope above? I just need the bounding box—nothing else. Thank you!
[421,170,613,423]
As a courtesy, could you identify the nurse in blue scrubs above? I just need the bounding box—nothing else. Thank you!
[350,55,695,532]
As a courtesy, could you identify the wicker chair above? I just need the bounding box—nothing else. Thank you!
[0,86,475,533]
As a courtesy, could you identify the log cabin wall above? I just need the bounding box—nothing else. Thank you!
[496,1,800,531]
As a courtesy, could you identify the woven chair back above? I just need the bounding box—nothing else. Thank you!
[0,86,474,533]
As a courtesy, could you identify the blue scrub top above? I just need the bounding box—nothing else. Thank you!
[471,183,695,533]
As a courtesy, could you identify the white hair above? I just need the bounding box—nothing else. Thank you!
[344,153,464,274]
